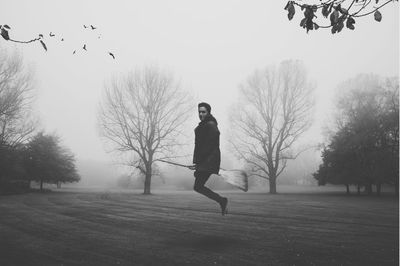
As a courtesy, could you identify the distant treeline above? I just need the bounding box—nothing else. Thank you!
[313,74,399,196]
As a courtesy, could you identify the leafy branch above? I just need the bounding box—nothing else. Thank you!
[0,24,115,59]
[284,0,398,34]
[0,25,48,51]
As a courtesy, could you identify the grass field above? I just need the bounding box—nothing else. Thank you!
[0,188,398,266]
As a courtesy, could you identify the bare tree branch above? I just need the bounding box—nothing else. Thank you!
[230,60,315,193]
[0,48,37,147]
[98,66,192,194]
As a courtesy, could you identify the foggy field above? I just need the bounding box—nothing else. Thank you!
[0,190,398,266]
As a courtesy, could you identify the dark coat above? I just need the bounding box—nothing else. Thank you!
[193,114,221,174]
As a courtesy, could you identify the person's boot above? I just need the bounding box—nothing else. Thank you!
[219,197,228,216]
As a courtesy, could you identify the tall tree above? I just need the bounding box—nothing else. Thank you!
[0,47,36,148]
[314,74,399,195]
[98,66,191,195]
[26,132,80,191]
[314,126,365,194]
[231,60,315,194]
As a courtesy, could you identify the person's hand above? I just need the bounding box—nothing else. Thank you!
[188,164,196,170]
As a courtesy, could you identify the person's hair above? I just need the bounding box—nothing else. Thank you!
[198,102,211,113]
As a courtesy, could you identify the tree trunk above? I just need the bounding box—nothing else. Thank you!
[345,184,350,194]
[366,183,373,195]
[269,175,277,194]
[376,183,381,196]
[40,179,43,191]
[143,164,152,195]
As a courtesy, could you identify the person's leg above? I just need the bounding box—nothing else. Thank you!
[193,171,223,203]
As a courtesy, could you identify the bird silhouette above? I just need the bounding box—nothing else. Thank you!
[108,52,115,59]
[49,32,55,37]
[90,25,97,30]
[83,44,87,51]
[83,25,88,29]
[73,50,76,54]
[61,38,64,41]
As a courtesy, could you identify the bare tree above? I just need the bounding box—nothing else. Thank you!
[0,48,36,147]
[231,60,315,194]
[98,66,191,194]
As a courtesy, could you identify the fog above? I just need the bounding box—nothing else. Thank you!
[2,0,398,190]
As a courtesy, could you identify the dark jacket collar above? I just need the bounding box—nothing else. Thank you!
[199,114,218,126]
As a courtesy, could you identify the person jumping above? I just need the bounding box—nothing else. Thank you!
[189,102,228,216]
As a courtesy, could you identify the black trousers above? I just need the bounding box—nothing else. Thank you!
[193,170,223,204]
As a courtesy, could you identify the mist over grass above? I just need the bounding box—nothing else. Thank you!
[55,158,396,195]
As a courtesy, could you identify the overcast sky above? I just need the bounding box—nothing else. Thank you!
[2,0,399,165]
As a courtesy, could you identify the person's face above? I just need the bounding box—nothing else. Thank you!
[198,106,209,121]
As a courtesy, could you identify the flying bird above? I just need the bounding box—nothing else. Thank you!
[61,38,64,41]
[49,32,55,37]
[90,25,97,30]
[73,50,76,54]
[83,25,88,29]
[108,52,115,59]
[83,44,87,51]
